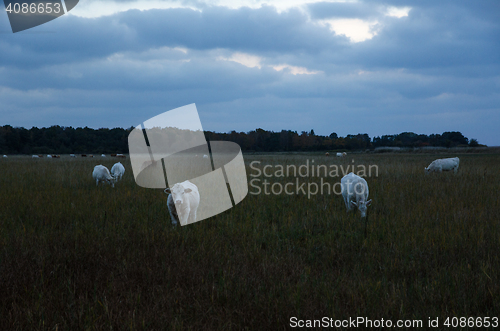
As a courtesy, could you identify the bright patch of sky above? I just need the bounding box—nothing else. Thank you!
[386,6,411,18]
[272,64,322,75]
[218,52,263,69]
[217,52,322,75]
[319,18,378,42]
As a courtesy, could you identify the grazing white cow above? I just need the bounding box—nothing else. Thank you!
[336,152,347,157]
[32,155,39,158]
[425,157,460,174]
[92,165,115,187]
[70,154,76,158]
[341,172,372,218]
[2,155,7,158]
[46,154,52,158]
[203,154,209,159]
[101,154,106,157]
[111,162,125,181]
[164,180,200,226]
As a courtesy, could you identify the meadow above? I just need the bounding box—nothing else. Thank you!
[0,151,499,329]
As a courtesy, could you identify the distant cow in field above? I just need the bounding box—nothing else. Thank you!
[92,165,114,187]
[52,155,60,158]
[70,154,76,158]
[164,180,200,226]
[337,152,347,157]
[32,155,39,158]
[47,155,52,158]
[2,155,7,158]
[101,154,106,157]
[81,154,87,157]
[89,155,94,158]
[341,172,372,218]
[111,162,125,181]
[111,154,117,157]
[425,157,460,174]
[116,154,126,158]
[38,154,43,158]
[203,154,209,159]
[325,152,330,156]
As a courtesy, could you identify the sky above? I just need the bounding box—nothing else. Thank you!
[0,0,499,145]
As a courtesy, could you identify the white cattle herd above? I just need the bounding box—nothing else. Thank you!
[2,153,461,224]
[92,162,126,188]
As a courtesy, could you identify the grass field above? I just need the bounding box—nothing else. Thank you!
[1,152,499,329]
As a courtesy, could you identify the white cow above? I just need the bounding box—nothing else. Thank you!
[111,162,125,181]
[336,152,347,157]
[341,172,372,218]
[32,155,39,158]
[47,154,52,158]
[425,157,460,174]
[70,154,76,157]
[164,180,200,226]
[92,165,115,187]
[2,155,7,158]
[203,154,209,159]
[101,154,106,157]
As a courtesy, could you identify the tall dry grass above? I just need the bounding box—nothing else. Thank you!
[0,152,499,329]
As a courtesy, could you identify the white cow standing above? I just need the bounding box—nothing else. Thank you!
[111,162,125,181]
[425,157,460,174]
[336,152,347,157]
[164,180,200,226]
[92,165,115,187]
[341,172,372,218]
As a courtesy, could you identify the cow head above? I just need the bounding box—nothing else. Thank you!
[352,199,372,218]
[165,184,192,207]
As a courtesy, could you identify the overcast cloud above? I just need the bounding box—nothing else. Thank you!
[0,0,499,145]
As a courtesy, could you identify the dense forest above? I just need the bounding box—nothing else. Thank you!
[0,125,482,154]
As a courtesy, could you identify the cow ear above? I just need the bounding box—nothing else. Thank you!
[184,188,192,193]
[164,188,171,194]
[366,199,372,206]
[352,201,358,207]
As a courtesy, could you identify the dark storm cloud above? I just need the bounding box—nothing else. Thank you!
[349,4,500,72]
[0,6,345,69]
[307,1,383,19]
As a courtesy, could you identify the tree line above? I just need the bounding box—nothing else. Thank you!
[0,125,482,155]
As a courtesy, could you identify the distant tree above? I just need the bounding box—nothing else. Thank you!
[0,126,481,153]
